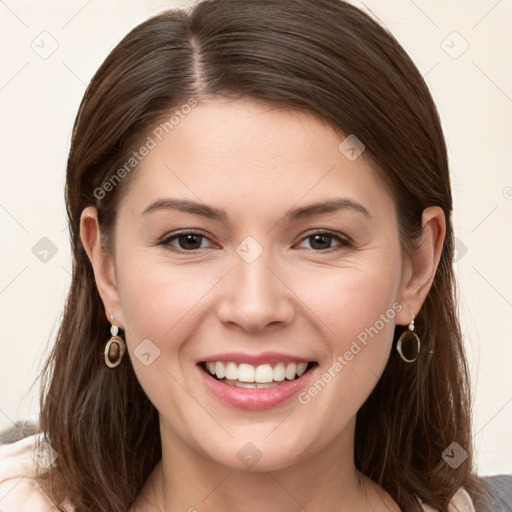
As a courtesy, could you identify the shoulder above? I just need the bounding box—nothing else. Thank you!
[447,487,478,512]
[419,486,477,512]
[0,433,71,512]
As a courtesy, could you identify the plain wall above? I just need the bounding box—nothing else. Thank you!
[0,0,510,477]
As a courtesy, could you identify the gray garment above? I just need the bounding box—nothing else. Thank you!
[474,475,512,512]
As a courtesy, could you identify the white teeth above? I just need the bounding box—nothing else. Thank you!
[285,363,297,380]
[273,363,285,381]
[297,362,308,377]
[222,380,282,389]
[204,361,311,383]
[225,362,238,380]
[238,363,255,382]
[255,364,274,383]
[215,361,226,379]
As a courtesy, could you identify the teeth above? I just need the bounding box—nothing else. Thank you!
[255,364,273,383]
[273,362,285,381]
[297,362,308,376]
[204,361,310,383]
[238,363,255,382]
[222,380,282,389]
[285,363,297,380]
[225,362,238,380]
[215,361,226,379]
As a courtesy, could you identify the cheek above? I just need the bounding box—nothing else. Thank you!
[114,259,213,416]
[292,255,402,413]
[114,254,228,394]
[116,255,219,338]
[297,258,402,350]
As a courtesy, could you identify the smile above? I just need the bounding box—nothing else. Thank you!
[203,361,311,388]
[198,355,318,409]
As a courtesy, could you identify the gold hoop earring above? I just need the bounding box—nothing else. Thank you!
[396,317,420,363]
[104,314,126,368]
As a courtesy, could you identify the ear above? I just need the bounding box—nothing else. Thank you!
[79,206,124,327]
[395,206,446,326]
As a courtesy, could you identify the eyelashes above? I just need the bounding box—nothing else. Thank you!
[158,229,353,253]
[159,230,213,251]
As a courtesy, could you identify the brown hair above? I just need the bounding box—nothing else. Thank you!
[37,0,492,510]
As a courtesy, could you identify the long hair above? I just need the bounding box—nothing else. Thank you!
[37,1,491,510]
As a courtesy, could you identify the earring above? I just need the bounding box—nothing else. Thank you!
[104,314,126,368]
[396,317,420,363]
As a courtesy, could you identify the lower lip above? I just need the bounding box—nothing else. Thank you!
[198,365,316,410]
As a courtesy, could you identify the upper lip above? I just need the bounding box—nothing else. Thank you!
[199,351,314,366]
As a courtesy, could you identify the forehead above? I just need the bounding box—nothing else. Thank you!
[119,99,394,223]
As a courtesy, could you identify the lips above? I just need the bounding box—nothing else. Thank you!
[197,352,317,409]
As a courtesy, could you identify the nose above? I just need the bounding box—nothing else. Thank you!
[216,245,295,332]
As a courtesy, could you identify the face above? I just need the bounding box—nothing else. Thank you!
[107,99,411,471]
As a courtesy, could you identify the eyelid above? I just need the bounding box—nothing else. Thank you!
[157,229,353,253]
[158,229,216,248]
[296,229,353,250]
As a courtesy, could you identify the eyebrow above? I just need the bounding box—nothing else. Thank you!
[141,197,371,221]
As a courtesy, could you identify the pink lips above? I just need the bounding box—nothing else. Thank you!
[201,351,311,366]
[197,352,316,410]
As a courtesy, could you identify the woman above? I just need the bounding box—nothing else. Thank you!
[0,0,502,510]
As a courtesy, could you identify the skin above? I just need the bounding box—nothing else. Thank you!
[80,98,445,511]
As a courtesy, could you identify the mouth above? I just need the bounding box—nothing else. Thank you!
[199,360,318,388]
[197,355,318,409]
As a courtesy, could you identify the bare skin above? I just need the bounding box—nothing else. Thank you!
[80,98,445,512]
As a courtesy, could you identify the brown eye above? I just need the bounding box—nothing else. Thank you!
[174,234,204,250]
[298,231,351,251]
[160,231,213,251]
[309,234,333,250]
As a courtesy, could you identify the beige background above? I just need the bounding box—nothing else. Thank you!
[0,0,510,476]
